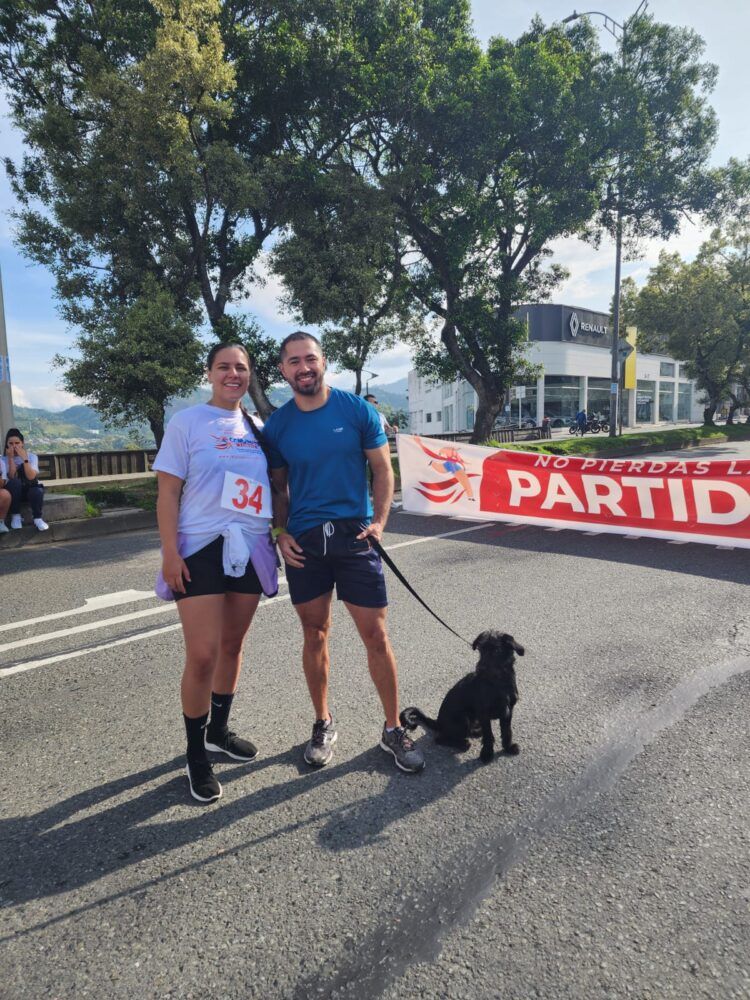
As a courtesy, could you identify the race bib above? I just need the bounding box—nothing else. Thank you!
[220,471,271,518]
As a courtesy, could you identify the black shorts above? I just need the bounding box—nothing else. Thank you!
[285,519,388,608]
[173,536,263,602]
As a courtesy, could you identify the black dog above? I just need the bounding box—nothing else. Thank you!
[400,631,524,763]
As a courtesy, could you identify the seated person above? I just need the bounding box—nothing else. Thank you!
[2,428,48,531]
[0,475,10,533]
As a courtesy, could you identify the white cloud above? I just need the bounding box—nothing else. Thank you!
[9,383,31,408]
[16,385,83,411]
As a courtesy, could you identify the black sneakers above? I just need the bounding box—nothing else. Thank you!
[185,759,222,803]
[204,728,258,761]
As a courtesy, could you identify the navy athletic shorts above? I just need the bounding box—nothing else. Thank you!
[284,519,388,608]
[173,536,263,601]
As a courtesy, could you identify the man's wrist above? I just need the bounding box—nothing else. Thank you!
[271,526,288,540]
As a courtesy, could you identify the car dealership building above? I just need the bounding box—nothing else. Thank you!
[407,303,704,434]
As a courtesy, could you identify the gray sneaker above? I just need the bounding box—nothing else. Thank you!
[380,725,425,773]
[304,717,337,767]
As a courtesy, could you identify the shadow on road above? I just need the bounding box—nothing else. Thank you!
[0,734,482,922]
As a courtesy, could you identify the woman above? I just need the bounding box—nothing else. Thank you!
[2,429,48,531]
[0,475,11,533]
[153,343,278,804]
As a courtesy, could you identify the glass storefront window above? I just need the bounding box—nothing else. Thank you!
[544,375,581,426]
[587,377,611,421]
[677,383,692,420]
[636,380,656,422]
[658,382,675,422]
[660,362,675,377]
[443,404,454,431]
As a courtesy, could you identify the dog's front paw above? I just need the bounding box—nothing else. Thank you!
[479,746,494,764]
[503,743,520,756]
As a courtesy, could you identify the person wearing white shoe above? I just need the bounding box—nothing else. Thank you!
[2,429,46,530]
[0,473,10,532]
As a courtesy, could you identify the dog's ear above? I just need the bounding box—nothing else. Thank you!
[503,633,525,657]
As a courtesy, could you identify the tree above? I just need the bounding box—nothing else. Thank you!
[636,158,750,426]
[610,276,639,332]
[635,251,747,425]
[53,276,205,446]
[341,13,606,441]
[1,0,368,417]
[273,168,422,393]
[574,10,718,433]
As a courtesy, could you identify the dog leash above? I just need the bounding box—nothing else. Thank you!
[370,538,473,649]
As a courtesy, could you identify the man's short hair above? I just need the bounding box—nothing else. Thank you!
[364,394,377,403]
[278,331,322,361]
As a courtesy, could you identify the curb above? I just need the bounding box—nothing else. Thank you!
[0,509,157,551]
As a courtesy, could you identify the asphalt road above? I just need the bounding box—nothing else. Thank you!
[1,464,748,998]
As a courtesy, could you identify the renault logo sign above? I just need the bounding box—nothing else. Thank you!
[569,311,607,338]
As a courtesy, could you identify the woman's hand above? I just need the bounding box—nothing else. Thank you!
[162,550,191,594]
[15,444,28,462]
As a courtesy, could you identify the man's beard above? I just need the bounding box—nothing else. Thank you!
[290,372,324,396]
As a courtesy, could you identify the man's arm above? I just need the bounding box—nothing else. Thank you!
[358,443,394,542]
[270,465,305,568]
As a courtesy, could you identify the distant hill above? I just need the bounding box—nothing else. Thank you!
[12,376,409,451]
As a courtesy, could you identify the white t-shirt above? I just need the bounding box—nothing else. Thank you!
[153,404,271,555]
[0,452,40,478]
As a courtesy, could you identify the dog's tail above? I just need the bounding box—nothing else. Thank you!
[400,706,439,732]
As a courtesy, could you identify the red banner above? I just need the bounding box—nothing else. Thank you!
[397,434,750,548]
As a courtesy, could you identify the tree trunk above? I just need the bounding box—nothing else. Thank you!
[471,387,503,444]
[726,400,738,425]
[702,399,719,426]
[354,369,362,395]
[149,413,165,449]
[248,368,274,420]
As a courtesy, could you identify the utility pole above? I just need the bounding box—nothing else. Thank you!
[562,2,648,436]
[0,266,15,436]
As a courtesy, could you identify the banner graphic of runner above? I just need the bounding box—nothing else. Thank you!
[397,434,750,549]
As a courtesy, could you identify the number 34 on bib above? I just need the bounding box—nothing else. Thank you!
[220,471,271,518]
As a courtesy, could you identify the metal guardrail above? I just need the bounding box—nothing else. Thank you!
[36,424,553,478]
[415,426,552,444]
[36,449,157,481]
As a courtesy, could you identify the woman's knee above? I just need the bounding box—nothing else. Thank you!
[183,647,219,685]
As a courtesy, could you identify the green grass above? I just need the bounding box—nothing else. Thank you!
[48,477,158,514]
[484,423,750,456]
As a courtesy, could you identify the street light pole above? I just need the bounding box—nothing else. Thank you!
[562,2,647,436]
[0,266,15,437]
[362,370,378,395]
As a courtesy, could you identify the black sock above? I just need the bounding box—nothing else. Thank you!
[208,692,234,736]
[184,711,209,763]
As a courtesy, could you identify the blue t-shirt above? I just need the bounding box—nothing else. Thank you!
[263,388,387,536]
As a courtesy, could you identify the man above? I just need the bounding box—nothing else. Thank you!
[364,393,395,436]
[264,332,424,773]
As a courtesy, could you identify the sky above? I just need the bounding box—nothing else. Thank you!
[1,0,748,410]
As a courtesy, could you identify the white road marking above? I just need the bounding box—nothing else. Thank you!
[0,604,177,654]
[0,523,496,679]
[0,594,292,678]
[0,589,155,635]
